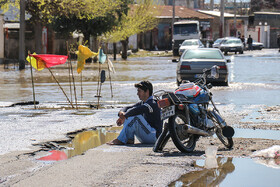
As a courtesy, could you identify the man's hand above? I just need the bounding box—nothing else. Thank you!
[116,112,126,126]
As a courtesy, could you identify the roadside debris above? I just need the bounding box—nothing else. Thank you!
[251,145,280,158]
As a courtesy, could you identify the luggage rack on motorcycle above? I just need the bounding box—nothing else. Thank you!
[154,90,194,108]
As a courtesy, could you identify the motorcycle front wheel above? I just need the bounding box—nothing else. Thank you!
[216,127,233,149]
[169,112,197,153]
[208,111,234,149]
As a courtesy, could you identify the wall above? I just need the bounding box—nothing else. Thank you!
[247,25,270,48]
[3,27,75,62]
[254,13,280,48]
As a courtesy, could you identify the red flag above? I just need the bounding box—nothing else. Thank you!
[29,54,68,69]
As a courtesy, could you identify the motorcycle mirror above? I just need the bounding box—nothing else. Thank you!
[211,65,219,79]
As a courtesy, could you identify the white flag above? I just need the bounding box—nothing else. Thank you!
[108,58,116,73]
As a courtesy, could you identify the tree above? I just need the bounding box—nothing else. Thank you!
[0,0,123,57]
[1,0,160,60]
[102,0,160,59]
[50,14,117,46]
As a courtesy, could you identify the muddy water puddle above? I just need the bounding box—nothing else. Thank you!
[170,157,280,187]
[241,107,280,124]
[34,126,122,161]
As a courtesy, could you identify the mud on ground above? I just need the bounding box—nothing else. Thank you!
[1,105,280,186]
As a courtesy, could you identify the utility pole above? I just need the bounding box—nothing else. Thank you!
[210,0,214,10]
[220,0,225,38]
[19,0,25,70]
[172,0,175,54]
[234,0,237,37]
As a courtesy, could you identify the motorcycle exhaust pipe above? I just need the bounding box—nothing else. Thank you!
[183,124,211,136]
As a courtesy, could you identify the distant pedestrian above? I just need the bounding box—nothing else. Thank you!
[247,35,253,51]
[277,34,280,52]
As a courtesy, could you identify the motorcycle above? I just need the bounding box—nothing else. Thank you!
[153,66,234,153]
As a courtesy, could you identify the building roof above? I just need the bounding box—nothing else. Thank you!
[198,10,248,18]
[254,12,280,15]
[154,5,213,20]
[4,23,20,29]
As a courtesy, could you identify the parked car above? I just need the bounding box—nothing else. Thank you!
[252,41,264,50]
[212,38,225,48]
[245,39,264,50]
[175,48,230,86]
[178,39,204,56]
[219,37,244,55]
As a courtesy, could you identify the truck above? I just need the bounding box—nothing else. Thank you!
[172,20,201,56]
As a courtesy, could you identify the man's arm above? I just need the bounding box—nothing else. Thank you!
[124,104,150,118]
[116,101,142,126]
[119,102,141,115]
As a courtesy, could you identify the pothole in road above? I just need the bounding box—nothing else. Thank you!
[30,126,122,161]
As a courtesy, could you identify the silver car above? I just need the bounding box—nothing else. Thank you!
[178,39,204,56]
[176,48,230,86]
[219,38,244,55]
[212,38,225,48]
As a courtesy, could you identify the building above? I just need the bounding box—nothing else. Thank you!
[138,5,213,51]
[197,10,249,41]
[162,0,195,8]
[1,9,74,63]
[252,12,280,48]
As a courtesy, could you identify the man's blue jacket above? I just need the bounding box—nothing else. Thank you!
[120,96,163,138]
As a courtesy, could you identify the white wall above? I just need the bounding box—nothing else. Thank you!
[0,15,4,62]
[128,34,137,50]
[247,25,270,48]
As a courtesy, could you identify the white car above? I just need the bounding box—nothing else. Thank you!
[179,39,204,56]
[245,39,264,50]
[213,38,225,48]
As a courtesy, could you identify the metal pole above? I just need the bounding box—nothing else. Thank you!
[171,0,175,53]
[234,0,237,37]
[210,0,214,10]
[19,0,25,70]
[220,0,225,38]
[47,67,74,108]
[28,53,36,109]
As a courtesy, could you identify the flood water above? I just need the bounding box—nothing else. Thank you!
[1,50,280,106]
[170,157,280,187]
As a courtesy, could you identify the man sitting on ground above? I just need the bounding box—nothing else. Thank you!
[107,81,162,145]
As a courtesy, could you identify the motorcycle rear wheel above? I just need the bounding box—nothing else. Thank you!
[169,112,197,153]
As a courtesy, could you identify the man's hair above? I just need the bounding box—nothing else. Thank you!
[134,81,153,96]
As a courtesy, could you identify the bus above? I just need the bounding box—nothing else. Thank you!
[173,20,201,56]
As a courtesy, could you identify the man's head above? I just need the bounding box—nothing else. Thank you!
[134,81,153,101]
